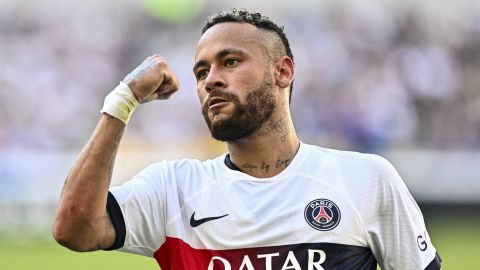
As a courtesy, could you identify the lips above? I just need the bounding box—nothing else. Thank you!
[208,96,229,110]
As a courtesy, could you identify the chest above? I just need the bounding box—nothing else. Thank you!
[167,175,367,250]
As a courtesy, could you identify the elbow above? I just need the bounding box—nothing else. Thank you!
[52,216,98,252]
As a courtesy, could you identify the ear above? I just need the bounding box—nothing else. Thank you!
[274,57,294,89]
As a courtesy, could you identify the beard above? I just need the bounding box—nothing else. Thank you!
[202,73,276,142]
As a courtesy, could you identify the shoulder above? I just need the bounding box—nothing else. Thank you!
[302,143,402,193]
[113,155,225,198]
[304,143,395,174]
[141,155,226,187]
[174,156,224,174]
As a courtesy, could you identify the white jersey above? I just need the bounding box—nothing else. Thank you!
[108,143,441,270]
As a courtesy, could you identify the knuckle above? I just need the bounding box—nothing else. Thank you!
[153,60,167,70]
[173,81,180,90]
[152,54,165,62]
[158,59,168,66]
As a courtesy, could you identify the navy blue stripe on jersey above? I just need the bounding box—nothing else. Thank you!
[104,191,126,250]
[425,252,442,270]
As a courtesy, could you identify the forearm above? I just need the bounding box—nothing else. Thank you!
[53,54,179,252]
[53,114,124,251]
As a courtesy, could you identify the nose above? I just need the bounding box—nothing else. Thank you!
[205,66,226,92]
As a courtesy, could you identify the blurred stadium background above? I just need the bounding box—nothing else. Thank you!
[1,0,479,269]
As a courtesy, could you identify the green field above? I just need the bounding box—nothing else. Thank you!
[1,217,478,269]
[0,235,157,270]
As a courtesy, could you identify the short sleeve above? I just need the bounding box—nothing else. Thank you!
[364,157,441,270]
[109,162,168,257]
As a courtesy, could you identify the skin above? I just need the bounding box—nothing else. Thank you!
[52,22,296,251]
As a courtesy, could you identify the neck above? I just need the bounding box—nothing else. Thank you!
[226,115,300,178]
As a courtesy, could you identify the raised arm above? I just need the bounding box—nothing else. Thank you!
[52,54,179,251]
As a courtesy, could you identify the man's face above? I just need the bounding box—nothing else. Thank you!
[194,23,277,141]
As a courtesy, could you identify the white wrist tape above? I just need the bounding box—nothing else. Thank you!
[101,82,139,124]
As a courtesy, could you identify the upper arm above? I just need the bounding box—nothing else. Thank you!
[99,210,117,250]
[100,191,126,250]
[107,162,168,256]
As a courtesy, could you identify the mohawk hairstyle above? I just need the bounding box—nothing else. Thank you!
[202,9,294,63]
[202,9,295,102]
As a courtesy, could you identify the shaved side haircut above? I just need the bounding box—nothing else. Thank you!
[202,8,295,102]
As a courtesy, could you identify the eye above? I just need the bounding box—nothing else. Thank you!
[225,58,240,67]
[196,69,209,80]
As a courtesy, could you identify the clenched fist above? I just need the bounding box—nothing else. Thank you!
[122,54,180,103]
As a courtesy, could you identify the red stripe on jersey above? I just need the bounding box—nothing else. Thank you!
[153,237,377,270]
[155,237,298,269]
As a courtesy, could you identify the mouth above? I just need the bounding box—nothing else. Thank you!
[208,97,229,110]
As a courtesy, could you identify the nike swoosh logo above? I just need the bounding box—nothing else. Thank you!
[190,212,229,227]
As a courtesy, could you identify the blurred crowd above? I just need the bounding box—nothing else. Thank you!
[1,0,479,153]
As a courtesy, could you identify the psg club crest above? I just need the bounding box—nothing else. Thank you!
[304,199,341,231]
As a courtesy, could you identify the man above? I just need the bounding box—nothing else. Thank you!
[53,9,442,270]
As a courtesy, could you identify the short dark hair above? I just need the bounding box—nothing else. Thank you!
[202,9,294,102]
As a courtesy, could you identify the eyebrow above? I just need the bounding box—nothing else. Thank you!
[193,48,247,73]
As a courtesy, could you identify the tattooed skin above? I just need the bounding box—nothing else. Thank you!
[261,162,270,172]
[240,159,290,173]
[273,118,289,142]
[121,58,169,103]
[242,163,258,172]
[123,61,156,85]
[257,125,272,136]
[275,159,290,169]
